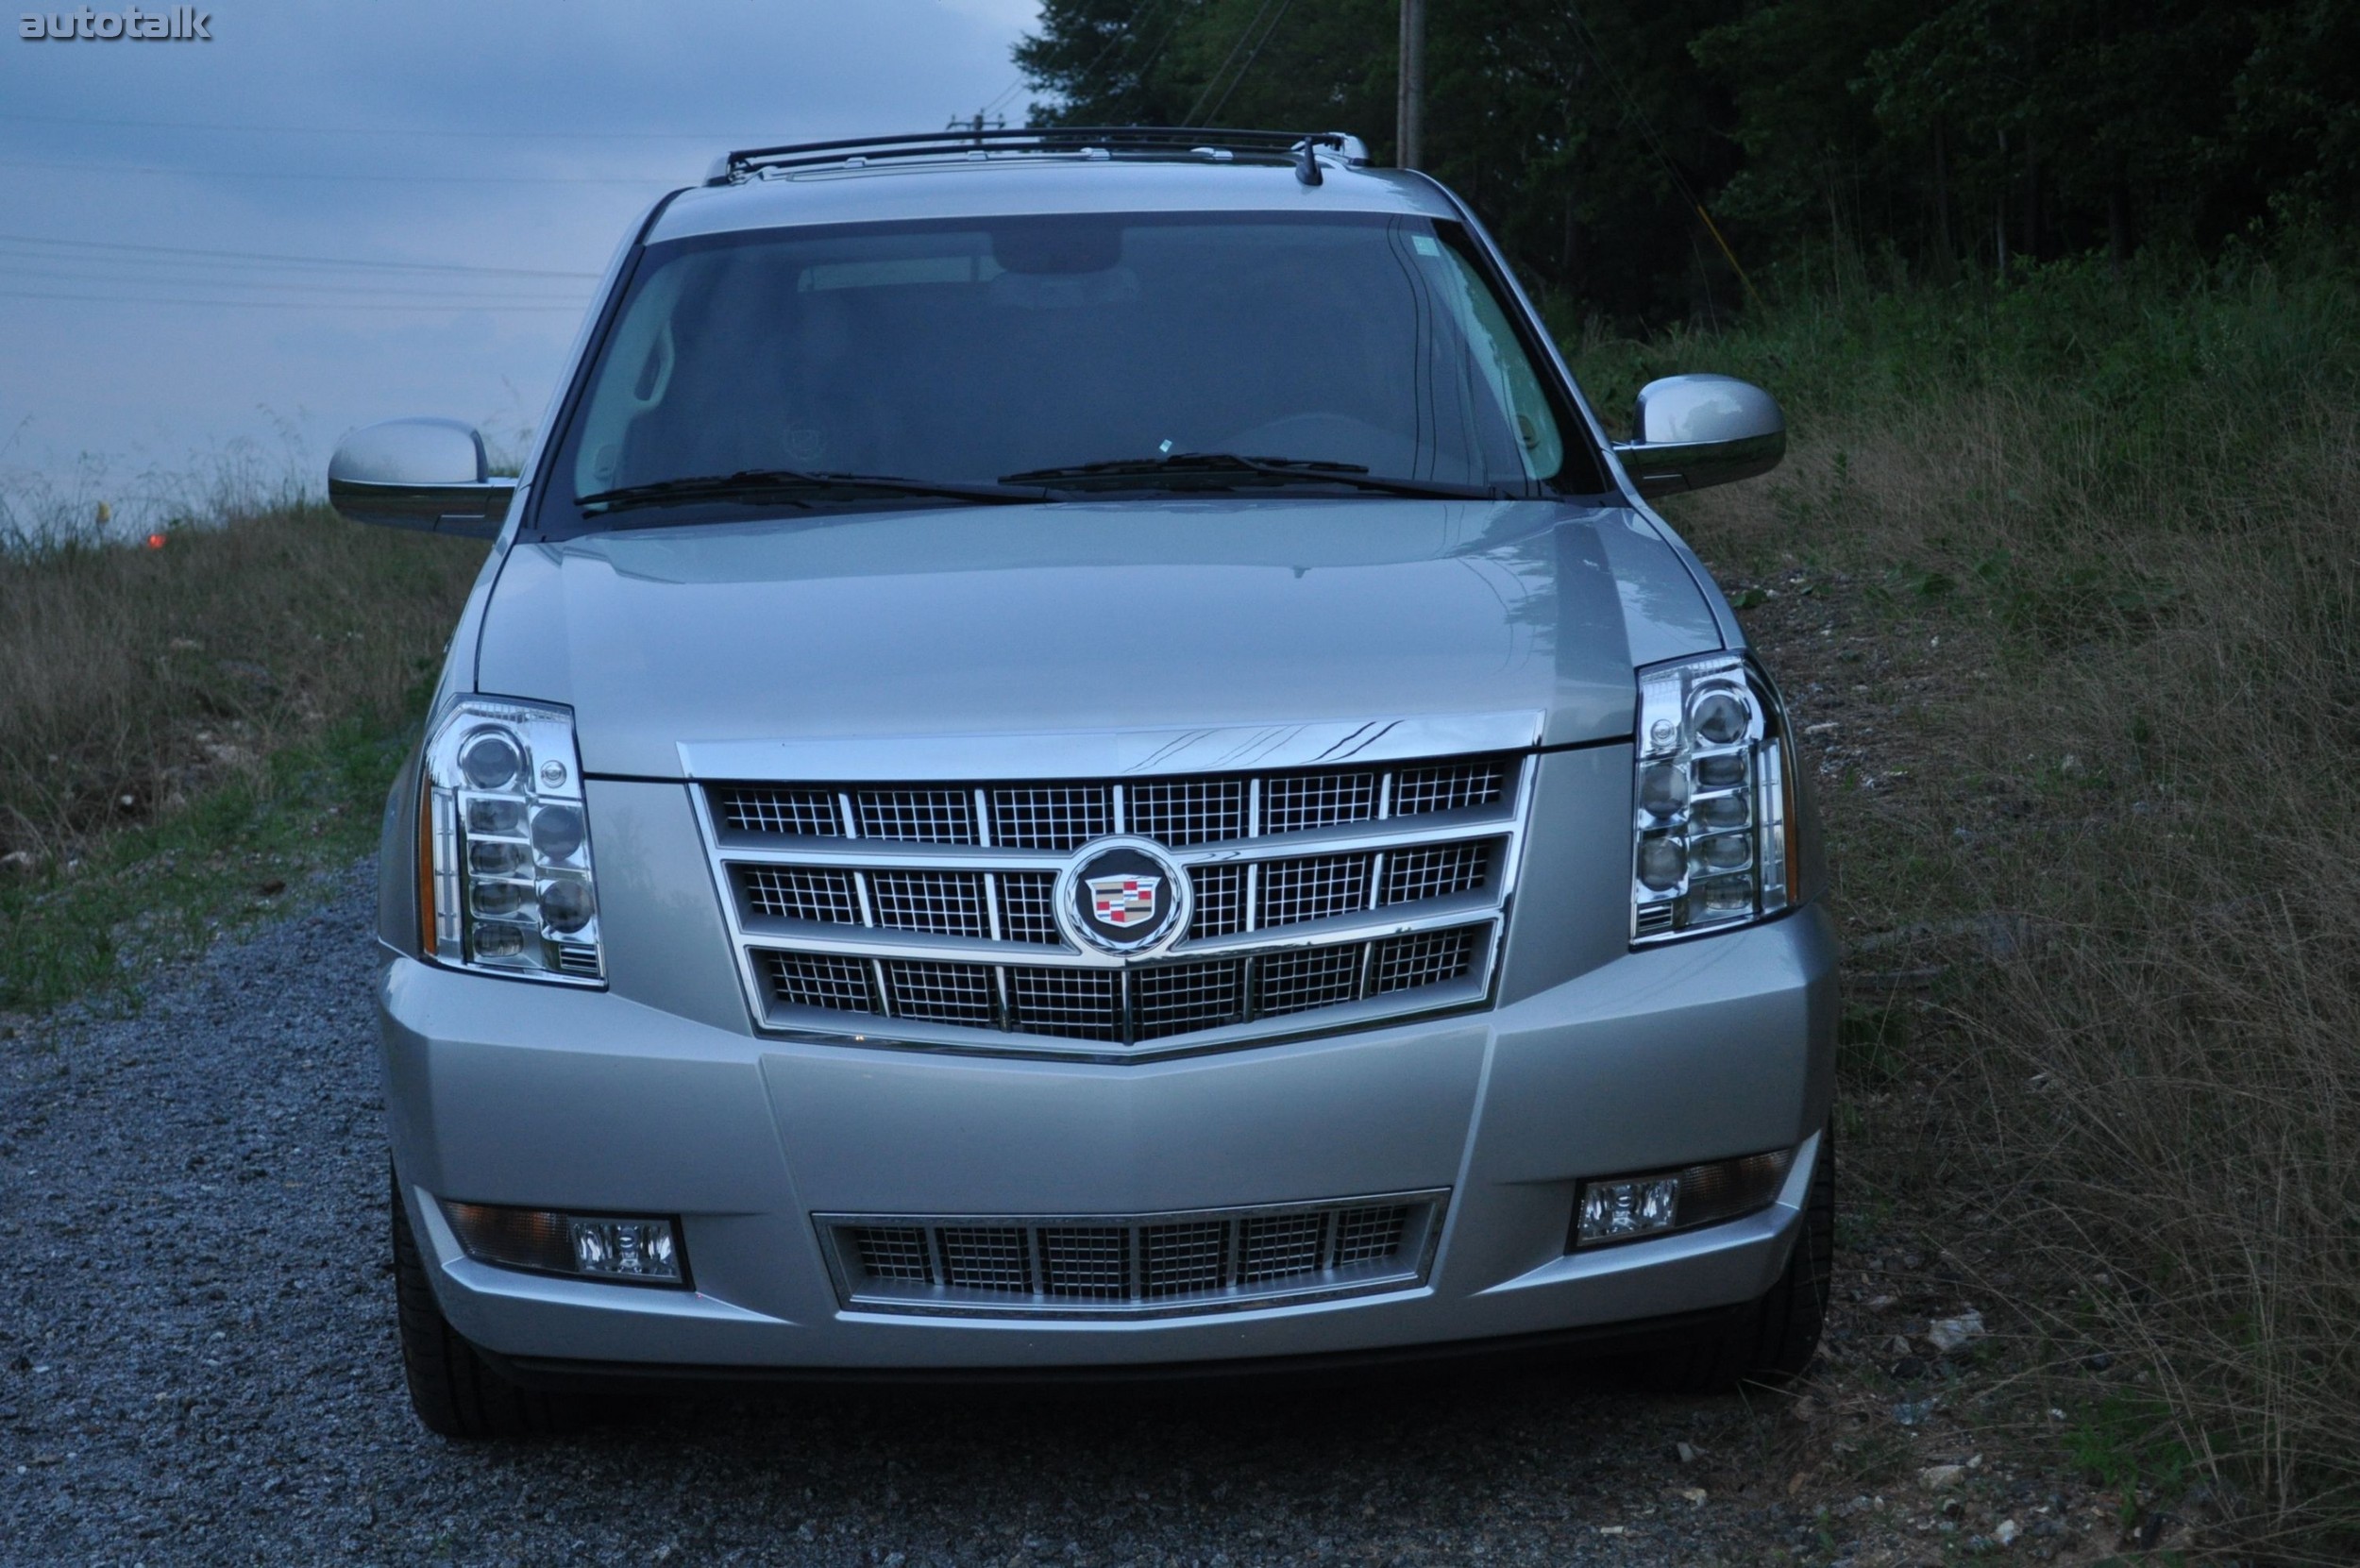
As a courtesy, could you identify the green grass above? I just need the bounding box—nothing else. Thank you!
[0,501,477,1017]
[0,710,416,1014]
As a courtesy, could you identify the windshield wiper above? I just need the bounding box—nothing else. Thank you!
[577,468,1050,515]
[999,452,1504,500]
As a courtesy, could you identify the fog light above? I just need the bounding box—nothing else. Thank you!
[1577,1176,1680,1242]
[570,1219,678,1280]
[1571,1146,1797,1249]
[441,1200,687,1288]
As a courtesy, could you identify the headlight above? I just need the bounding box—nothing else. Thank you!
[415,696,604,984]
[1629,651,1797,942]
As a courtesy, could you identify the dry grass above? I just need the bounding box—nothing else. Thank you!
[1610,261,2360,1556]
[0,506,484,866]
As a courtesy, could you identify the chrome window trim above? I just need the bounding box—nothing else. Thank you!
[686,746,1537,1060]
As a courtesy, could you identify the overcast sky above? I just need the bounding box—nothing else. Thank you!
[0,0,1042,523]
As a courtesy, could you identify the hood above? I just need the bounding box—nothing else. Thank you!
[472,498,1723,779]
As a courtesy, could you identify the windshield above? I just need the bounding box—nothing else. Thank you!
[544,211,1602,528]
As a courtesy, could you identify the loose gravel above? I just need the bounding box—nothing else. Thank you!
[1,861,2099,1567]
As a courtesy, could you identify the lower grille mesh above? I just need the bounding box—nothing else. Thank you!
[826,1194,1439,1317]
[761,925,1485,1043]
[765,952,875,1013]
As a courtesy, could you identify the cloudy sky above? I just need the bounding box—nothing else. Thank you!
[0,0,1042,520]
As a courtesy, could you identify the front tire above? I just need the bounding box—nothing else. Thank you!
[1652,1122,1836,1392]
[390,1171,581,1439]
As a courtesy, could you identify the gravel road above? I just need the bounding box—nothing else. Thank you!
[2,862,1938,1567]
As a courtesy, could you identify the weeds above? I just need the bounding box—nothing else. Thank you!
[1582,250,2360,1557]
[0,499,481,1006]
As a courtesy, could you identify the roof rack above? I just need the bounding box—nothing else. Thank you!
[705,126,1372,188]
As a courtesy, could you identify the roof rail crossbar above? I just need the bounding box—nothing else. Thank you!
[707,126,1370,185]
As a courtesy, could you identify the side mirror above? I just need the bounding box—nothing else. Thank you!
[1611,374,1785,498]
[328,418,516,538]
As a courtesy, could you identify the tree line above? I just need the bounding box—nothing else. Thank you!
[1014,0,2359,323]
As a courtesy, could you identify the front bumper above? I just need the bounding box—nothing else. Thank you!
[380,903,1836,1373]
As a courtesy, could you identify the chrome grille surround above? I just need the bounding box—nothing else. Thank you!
[695,742,1535,1060]
[818,1190,1446,1318]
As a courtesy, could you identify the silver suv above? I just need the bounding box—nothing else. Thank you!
[329,128,1833,1438]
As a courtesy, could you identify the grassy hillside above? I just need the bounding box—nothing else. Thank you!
[0,507,483,1009]
[1570,250,2360,1557]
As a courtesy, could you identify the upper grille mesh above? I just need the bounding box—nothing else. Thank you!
[1393,758,1509,816]
[1262,771,1377,835]
[721,786,841,837]
[990,786,1109,851]
[1128,778,1247,846]
[857,789,973,843]
[713,755,1515,851]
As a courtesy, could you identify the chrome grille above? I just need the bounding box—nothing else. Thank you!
[1037,1227,1128,1299]
[1239,1210,1329,1283]
[1133,957,1246,1039]
[1393,758,1509,816]
[1380,841,1489,904]
[996,871,1062,943]
[718,785,841,836]
[1255,946,1364,1017]
[868,870,986,936]
[1139,1221,1228,1298]
[1006,966,1120,1038]
[990,785,1109,851]
[705,750,1528,1054]
[1188,863,1246,938]
[714,758,1514,849]
[740,866,861,923]
[1259,853,1370,927]
[883,959,996,1026]
[856,788,974,843]
[1333,1204,1411,1265]
[765,952,876,1012]
[1371,927,1480,993]
[851,1225,933,1283]
[822,1191,1444,1317]
[937,1226,1030,1290]
[764,929,1493,1044]
[1262,771,1377,835]
[1128,778,1246,846]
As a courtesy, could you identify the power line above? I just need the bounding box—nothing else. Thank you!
[1562,4,1760,303]
[0,288,582,312]
[0,110,767,142]
[997,0,1167,122]
[1203,0,1298,126]
[1122,5,1191,115]
[0,158,681,187]
[0,264,585,303]
[0,232,599,278]
[1183,0,1280,126]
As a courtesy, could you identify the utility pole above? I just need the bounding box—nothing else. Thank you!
[1396,0,1424,170]
[949,110,1005,144]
